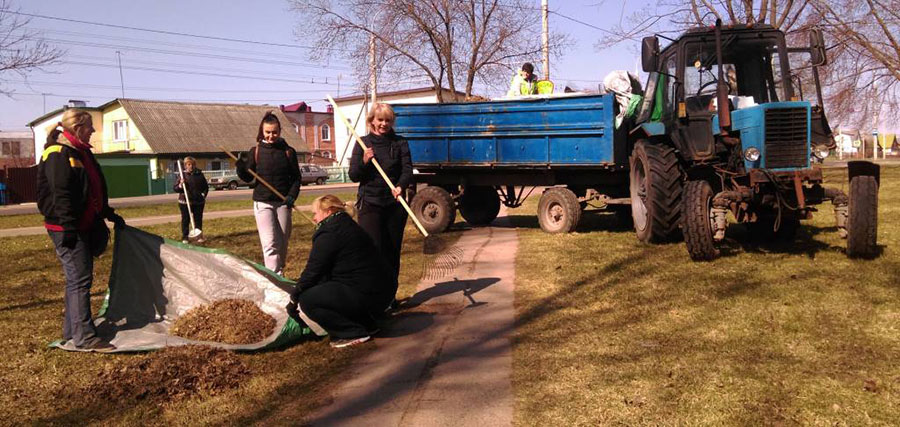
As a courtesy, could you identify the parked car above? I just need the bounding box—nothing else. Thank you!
[300,164,329,185]
[207,170,249,190]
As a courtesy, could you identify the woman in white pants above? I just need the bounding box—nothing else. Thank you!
[236,112,302,275]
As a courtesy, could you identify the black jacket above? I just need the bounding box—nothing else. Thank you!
[37,137,115,231]
[236,138,301,203]
[297,212,392,302]
[174,168,209,205]
[349,131,413,207]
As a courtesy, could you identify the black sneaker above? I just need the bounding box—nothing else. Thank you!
[77,338,116,353]
[329,335,370,348]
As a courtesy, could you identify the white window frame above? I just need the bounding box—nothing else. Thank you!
[113,120,128,142]
[321,124,331,141]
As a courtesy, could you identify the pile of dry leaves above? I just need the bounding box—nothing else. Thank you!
[85,345,249,403]
[170,299,276,344]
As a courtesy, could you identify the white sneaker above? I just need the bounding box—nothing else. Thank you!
[330,335,371,348]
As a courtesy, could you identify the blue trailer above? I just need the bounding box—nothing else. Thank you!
[393,93,633,233]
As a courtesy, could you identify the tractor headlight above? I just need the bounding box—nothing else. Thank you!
[744,147,761,162]
[813,144,830,160]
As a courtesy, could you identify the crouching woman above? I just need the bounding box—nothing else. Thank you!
[286,195,392,348]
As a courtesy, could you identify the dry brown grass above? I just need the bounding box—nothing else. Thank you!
[511,165,900,425]
[0,198,433,425]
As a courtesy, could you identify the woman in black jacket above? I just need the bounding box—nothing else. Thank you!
[236,112,302,276]
[173,156,209,243]
[37,109,126,352]
[348,103,412,308]
[286,194,392,348]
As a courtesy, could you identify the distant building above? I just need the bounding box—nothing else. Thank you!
[0,131,35,169]
[280,101,335,166]
[330,86,469,166]
[28,99,309,197]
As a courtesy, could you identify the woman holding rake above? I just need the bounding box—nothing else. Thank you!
[174,156,208,243]
[236,112,302,276]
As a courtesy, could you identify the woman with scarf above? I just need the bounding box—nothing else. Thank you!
[37,108,126,352]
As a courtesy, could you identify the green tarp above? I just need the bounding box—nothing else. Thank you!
[51,226,321,352]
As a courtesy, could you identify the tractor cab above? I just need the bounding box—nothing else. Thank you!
[637,23,830,172]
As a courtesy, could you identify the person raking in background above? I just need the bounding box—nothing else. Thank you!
[349,103,413,311]
[286,194,392,348]
[236,112,302,276]
[37,108,126,352]
[174,156,208,243]
[506,62,538,97]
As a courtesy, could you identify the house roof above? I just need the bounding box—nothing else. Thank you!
[115,99,309,154]
[330,86,469,103]
[281,102,309,112]
[27,106,103,127]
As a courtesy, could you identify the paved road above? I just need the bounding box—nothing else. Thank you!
[0,182,358,216]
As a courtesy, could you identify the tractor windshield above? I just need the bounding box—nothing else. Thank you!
[682,34,791,109]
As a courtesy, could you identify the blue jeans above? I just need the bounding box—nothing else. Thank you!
[48,230,98,347]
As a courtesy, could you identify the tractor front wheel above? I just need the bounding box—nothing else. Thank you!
[683,180,719,261]
[847,175,878,257]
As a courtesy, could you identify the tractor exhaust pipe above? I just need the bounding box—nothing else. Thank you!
[714,19,731,135]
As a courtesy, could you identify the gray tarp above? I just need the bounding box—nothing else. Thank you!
[50,226,321,352]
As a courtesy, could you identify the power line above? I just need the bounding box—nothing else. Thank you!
[3,10,352,52]
[61,60,342,86]
[2,79,334,93]
[549,10,618,36]
[65,54,339,81]
[27,35,352,71]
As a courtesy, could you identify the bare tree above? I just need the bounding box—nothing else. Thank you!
[0,1,65,96]
[289,0,570,101]
[808,0,900,128]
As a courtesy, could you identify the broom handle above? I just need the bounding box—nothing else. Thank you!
[219,146,316,225]
[326,95,429,237]
[176,160,197,230]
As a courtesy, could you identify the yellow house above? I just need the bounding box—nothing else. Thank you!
[28,99,309,197]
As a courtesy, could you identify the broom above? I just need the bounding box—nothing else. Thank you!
[218,146,317,226]
[326,95,447,255]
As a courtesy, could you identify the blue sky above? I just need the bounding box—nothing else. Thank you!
[0,0,644,131]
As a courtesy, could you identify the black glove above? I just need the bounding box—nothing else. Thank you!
[108,212,126,229]
[284,195,295,209]
[285,300,302,324]
[61,230,78,249]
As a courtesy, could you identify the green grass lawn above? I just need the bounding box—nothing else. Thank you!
[0,191,354,230]
[0,195,436,424]
[511,165,899,425]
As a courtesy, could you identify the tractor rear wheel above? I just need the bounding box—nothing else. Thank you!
[458,186,500,226]
[630,140,682,243]
[683,180,718,261]
[847,175,878,257]
[410,186,456,234]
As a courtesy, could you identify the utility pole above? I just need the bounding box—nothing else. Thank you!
[116,51,125,98]
[541,0,549,80]
[369,33,377,104]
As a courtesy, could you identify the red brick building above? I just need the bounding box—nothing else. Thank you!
[280,102,336,166]
[0,131,35,169]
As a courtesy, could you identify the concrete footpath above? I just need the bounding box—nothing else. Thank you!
[307,214,518,426]
[0,206,315,238]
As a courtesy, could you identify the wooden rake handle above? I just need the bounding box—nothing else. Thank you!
[219,145,316,225]
[325,95,429,237]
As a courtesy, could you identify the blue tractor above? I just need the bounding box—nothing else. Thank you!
[635,21,879,260]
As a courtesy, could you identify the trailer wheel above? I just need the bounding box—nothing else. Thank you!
[630,140,682,243]
[459,186,500,226]
[683,180,719,261]
[410,186,456,234]
[537,187,580,233]
[847,175,878,258]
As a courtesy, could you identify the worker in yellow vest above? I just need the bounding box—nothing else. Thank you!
[506,62,538,97]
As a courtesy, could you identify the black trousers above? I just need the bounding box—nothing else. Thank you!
[357,200,407,299]
[178,202,204,239]
[296,282,379,339]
